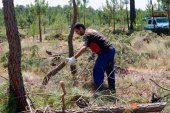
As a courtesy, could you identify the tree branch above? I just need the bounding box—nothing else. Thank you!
[150,79,170,92]
[35,102,166,113]
[0,75,8,80]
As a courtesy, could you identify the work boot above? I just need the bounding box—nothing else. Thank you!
[99,89,116,102]
[110,89,116,94]
[108,85,116,93]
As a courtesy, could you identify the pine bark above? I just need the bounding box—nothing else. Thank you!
[2,0,28,112]
[130,0,136,30]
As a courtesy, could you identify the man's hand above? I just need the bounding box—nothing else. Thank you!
[66,57,76,65]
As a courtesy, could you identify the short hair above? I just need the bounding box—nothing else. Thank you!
[73,23,86,30]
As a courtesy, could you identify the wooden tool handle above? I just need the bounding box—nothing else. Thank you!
[60,81,66,111]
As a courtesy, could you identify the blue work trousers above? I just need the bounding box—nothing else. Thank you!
[93,48,115,91]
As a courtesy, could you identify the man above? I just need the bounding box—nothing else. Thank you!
[66,23,116,92]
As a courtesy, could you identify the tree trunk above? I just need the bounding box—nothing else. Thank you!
[69,1,72,26]
[68,0,78,83]
[83,3,86,26]
[126,3,129,30]
[130,0,136,30]
[151,1,155,29]
[2,0,28,112]
[113,15,116,31]
[112,3,116,31]
[38,13,42,42]
[44,23,46,34]
[168,11,170,35]
[69,13,72,26]
[169,19,170,35]
[48,15,51,25]
[77,7,80,22]
[84,14,86,26]
[99,15,101,26]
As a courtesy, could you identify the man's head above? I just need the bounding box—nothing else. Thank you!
[73,23,86,36]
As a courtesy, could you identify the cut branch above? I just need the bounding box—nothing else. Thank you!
[36,102,166,113]
[42,61,67,86]
[60,81,67,111]
[0,75,8,80]
[150,79,170,92]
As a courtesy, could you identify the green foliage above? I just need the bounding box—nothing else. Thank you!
[15,5,29,29]
[0,52,8,68]
[28,22,38,38]
[45,33,65,41]
[0,0,147,31]
[52,14,67,32]
[21,45,45,71]
[0,83,10,113]
[28,91,61,108]
[135,10,146,30]
[0,9,4,27]
[103,32,148,68]
[18,15,27,29]
[21,58,44,71]
[34,0,48,15]
[0,45,47,72]
[0,33,7,42]
[145,0,152,16]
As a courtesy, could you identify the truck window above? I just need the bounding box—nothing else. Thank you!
[156,18,168,23]
[148,20,152,24]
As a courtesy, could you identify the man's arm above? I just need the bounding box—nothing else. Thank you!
[74,45,87,59]
[66,43,87,65]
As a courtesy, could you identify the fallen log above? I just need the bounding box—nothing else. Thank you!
[35,102,166,113]
[42,61,67,86]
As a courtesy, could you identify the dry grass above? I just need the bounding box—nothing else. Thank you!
[131,31,170,70]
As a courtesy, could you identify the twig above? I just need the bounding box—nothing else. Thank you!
[27,95,35,109]
[25,88,35,109]
[26,98,33,113]
[43,106,51,113]
[163,93,170,98]
[0,75,8,80]
[150,79,170,92]
[60,81,67,111]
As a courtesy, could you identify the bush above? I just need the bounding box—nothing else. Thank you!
[0,83,9,112]
[0,45,49,74]
[0,52,8,68]
[45,33,64,41]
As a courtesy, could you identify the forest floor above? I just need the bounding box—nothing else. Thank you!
[0,30,170,112]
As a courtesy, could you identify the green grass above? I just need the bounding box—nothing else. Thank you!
[0,83,9,112]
